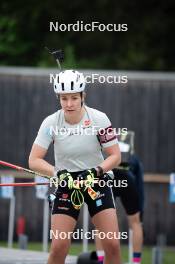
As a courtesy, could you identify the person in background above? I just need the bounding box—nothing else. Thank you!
[95,131,144,264]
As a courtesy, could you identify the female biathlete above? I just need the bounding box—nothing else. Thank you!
[29,70,122,264]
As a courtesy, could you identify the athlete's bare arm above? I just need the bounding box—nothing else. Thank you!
[99,144,121,173]
[29,143,54,176]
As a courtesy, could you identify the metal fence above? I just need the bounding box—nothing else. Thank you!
[0,67,174,172]
[0,67,175,245]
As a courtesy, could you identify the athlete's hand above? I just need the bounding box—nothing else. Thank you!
[55,169,69,180]
[76,168,98,191]
[54,169,74,189]
[78,168,97,180]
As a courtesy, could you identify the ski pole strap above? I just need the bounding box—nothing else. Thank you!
[71,189,84,210]
[71,186,98,210]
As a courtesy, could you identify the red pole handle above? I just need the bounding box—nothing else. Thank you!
[0,160,50,179]
[0,182,49,187]
[0,160,23,171]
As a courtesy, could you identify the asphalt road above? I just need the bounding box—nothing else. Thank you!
[0,248,77,264]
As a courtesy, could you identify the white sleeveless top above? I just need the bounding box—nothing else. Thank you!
[34,106,118,172]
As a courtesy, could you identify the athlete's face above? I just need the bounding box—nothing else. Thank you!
[60,93,83,116]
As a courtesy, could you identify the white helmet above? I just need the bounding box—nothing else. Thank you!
[54,70,86,94]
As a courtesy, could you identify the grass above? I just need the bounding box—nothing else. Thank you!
[0,241,174,264]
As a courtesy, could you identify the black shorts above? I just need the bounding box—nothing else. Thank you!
[52,172,115,221]
[112,168,140,215]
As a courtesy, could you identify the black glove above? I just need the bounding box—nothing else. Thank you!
[78,166,104,180]
[54,169,74,189]
[55,169,69,180]
[76,168,98,191]
[78,168,97,179]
